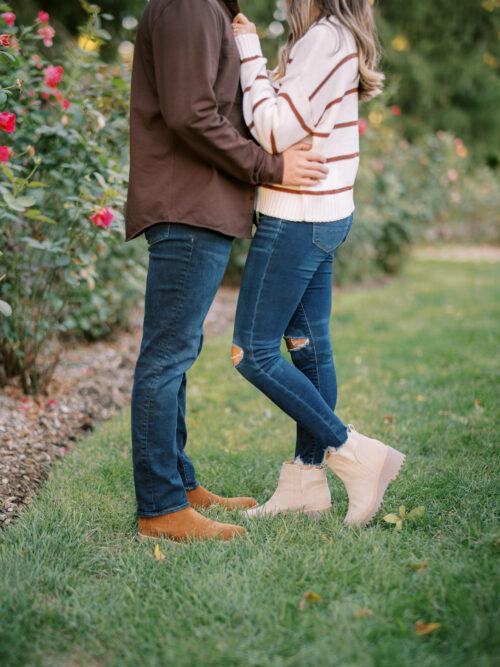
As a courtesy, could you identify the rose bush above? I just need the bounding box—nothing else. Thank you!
[0,2,145,392]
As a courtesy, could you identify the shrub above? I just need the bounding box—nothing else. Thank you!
[0,3,144,392]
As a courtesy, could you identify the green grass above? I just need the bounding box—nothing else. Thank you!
[1,259,499,667]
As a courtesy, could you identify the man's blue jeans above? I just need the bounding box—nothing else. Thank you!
[131,223,232,517]
[233,214,353,465]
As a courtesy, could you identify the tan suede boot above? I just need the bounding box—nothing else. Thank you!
[327,426,405,526]
[244,461,331,518]
[187,485,257,510]
[138,507,245,541]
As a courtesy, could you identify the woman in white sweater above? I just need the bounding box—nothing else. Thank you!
[231,0,406,526]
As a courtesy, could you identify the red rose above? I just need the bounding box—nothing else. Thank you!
[0,112,16,133]
[390,105,401,116]
[37,25,55,47]
[0,145,11,162]
[358,118,368,136]
[37,10,50,23]
[91,208,114,228]
[43,64,64,87]
[1,12,16,27]
[0,33,11,47]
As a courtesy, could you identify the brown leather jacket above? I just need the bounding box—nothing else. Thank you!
[125,0,284,241]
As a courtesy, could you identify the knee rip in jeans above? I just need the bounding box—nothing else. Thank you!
[285,336,310,352]
[231,344,244,366]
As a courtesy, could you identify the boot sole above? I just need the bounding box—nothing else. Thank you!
[137,532,243,542]
[345,446,406,527]
[244,506,331,520]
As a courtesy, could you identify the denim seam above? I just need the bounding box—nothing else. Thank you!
[297,299,325,464]
[249,217,284,356]
[140,237,195,513]
[298,300,321,393]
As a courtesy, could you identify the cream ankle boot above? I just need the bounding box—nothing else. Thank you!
[244,461,331,519]
[327,426,405,526]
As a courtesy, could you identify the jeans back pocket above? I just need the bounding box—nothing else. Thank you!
[312,215,353,254]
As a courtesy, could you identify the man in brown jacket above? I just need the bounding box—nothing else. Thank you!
[127,0,328,541]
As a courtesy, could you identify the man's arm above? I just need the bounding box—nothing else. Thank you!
[151,0,283,185]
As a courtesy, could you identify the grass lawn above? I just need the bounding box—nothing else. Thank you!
[1,259,499,667]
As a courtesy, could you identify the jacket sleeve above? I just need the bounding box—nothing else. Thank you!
[235,26,359,153]
[151,0,283,185]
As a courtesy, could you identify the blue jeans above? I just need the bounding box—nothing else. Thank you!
[131,223,232,516]
[232,214,353,465]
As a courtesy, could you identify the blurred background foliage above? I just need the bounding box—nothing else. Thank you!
[1,0,499,391]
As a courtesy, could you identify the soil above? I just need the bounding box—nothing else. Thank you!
[0,287,238,527]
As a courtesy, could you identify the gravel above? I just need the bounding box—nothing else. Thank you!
[0,287,237,527]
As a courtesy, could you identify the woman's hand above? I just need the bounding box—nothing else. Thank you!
[232,13,257,36]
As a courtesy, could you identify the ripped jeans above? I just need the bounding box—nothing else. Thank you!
[232,214,353,465]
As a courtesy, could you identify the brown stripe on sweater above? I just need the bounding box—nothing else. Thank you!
[316,88,359,125]
[252,97,270,113]
[278,92,314,133]
[244,75,268,93]
[241,55,262,64]
[277,92,329,137]
[270,130,278,155]
[309,53,358,100]
[334,119,359,130]
[325,152,359,163]
[261,184,354,196]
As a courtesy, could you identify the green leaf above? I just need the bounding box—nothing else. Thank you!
[0,299,12,317]
[15,196,37,208]
[0,91,7,107]
[383,514,399,524]
[24,209,57,224]
[27,181,48,188]
[0,50,17,63]
[94,172,107,189]
[407,506,426,520]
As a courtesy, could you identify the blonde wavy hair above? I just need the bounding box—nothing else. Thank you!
[275,0,384,102]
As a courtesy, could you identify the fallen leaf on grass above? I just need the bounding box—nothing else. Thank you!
[415,620,441,635]
[416,394,426,402]
[384,505,426,531]
[154,544,165,561]
[383,414,394,424]
[353,608,373,618]
[299,591,321,610]
[408,560,429,572]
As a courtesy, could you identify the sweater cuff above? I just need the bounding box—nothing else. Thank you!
[235,33,263,61]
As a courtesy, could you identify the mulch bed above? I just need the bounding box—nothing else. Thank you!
[0,288,237,527]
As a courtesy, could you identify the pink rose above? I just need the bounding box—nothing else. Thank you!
[390,105,401,116]
[0,112,16,133]
[1,12,16,27]
[37,25,55,47]
[358,118,367,136]
[0,33,11,47]
[44,64,64,87]
[37,11,50,23]
[91,208,114,228]
[0,145,11,162]
[54,88,71,109]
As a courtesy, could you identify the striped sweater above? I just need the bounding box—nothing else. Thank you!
[235,17,360,223]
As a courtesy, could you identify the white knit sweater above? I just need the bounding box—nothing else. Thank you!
[235,17,360,222]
